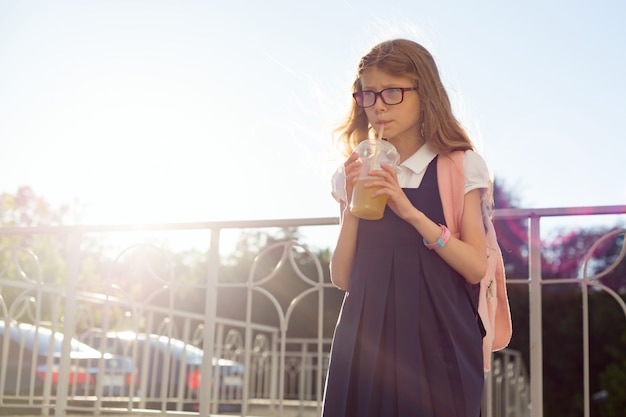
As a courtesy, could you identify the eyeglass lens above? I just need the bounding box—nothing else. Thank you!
[354,88,406,108]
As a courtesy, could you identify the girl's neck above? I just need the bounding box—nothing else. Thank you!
[388,135,425,163]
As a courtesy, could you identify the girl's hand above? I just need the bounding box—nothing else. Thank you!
[368,163,419,220]
[343,152,361,205]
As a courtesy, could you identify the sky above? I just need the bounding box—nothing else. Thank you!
[1,0,625,233]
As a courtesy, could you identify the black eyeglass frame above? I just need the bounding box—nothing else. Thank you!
[352,87,418,108]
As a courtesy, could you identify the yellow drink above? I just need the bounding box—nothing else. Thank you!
[350,177,387,220]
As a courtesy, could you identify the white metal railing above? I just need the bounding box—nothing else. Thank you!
[484,349,531,417]
[0,206,625,417]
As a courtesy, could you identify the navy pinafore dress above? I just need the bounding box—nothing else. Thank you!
[323,157,484,417]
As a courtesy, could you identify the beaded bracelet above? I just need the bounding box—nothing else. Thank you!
[423,224,451,250]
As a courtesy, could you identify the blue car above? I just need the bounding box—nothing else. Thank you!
[82,331,244,412]
[0,321,135,398]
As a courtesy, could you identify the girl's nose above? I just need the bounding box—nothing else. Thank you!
[373,97,387,112]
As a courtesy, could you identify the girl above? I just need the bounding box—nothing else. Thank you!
[323,39,491,417]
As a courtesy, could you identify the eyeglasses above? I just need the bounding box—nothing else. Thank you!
[352,87,418,108]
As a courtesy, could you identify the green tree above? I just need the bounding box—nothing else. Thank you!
[0,187,71,321]
[1,186,68,227]
[599,330,626,416]
[213,227,342,338]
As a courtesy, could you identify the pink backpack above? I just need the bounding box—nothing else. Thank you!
[437,151,512,372]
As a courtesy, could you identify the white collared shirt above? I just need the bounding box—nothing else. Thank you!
[331,144,491,203]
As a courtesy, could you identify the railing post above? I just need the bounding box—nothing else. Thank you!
[528,215,543,417]
[199,227,220,416]
[270,332,278,409]
[483,363,493,417]
[56,231,81,417]
[299,343,307,404]
[316,281,325,417]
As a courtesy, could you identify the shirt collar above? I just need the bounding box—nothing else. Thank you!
[400,143,437,175]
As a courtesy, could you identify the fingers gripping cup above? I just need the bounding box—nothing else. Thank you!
[350,139,400,220]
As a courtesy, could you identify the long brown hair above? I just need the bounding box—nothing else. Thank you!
[335,39,475,156]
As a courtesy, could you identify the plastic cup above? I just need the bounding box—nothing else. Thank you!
[349,139,400,220]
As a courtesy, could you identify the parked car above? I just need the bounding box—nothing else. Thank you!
[0,321,135,398]
[82,330,244,412]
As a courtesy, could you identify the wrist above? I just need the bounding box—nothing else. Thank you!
[405,208,428,229]
[423,224,451,250]
[341,205,358,222]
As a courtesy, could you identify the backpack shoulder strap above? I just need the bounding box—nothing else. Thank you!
[436,151,465,235]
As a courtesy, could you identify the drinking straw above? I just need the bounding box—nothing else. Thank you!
[370,125,384,169]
